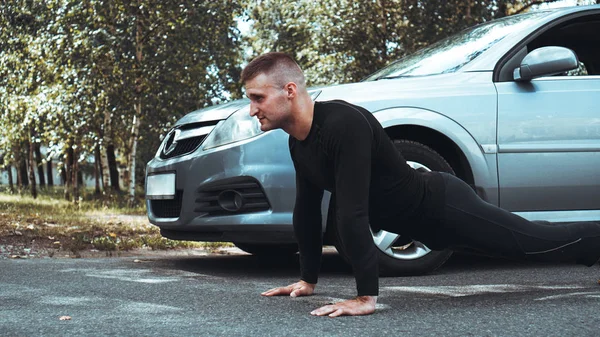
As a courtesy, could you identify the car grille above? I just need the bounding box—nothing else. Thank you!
[159,121,218,160]
[160,137,205,159]
[195,177,270,215]
[150,190,183,218]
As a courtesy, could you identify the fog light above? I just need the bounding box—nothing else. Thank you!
[217,190,244,212]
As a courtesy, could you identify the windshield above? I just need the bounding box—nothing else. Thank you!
[365,11,551,80]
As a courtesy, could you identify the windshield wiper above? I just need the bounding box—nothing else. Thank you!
[374,74,420,81]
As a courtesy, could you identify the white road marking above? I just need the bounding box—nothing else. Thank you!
[382,284,584,297]
[39,295,182,313]
[39,296,99,306]
[60,268,210,283]
[534,291,600,301]
[117,302,182,313]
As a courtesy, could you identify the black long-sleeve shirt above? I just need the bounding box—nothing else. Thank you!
[289,100,445,296]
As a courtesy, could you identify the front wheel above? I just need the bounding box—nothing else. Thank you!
[373,229,452,276]
[334,140,455,276]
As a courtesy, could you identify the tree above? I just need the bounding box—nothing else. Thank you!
[1,1,243,203]
[34,142,45,188]
[100,0,244,205]
[0,1,55,198]
[241,0,575,85]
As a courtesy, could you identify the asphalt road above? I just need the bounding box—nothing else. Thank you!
[1,250,598,337]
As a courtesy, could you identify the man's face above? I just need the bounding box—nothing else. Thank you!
[245,73,291,132]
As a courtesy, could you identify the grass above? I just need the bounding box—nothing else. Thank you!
[0,185,147,214]
[0,187,232,257]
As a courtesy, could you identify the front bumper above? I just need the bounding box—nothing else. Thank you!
[145,129,297,243]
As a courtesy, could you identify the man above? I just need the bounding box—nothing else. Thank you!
[241,52,600,318]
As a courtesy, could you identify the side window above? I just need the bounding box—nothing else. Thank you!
[526,14,600,76]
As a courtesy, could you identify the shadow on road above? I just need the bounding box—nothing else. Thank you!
[144,249,561,280]
[150,250,352,278]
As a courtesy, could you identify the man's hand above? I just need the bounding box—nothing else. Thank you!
[310,296,376,317]
[261,280,316,298]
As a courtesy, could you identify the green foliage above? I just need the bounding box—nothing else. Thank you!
[141,235,198,250]
[118,237,143,251]
[241,0,591,85]
[65,232,92,257]
[202,241,234,252]
[1,0,594,201]
[91,235,118,251]
[0,0,243,199]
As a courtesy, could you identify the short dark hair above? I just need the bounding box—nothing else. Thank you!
[240,52,305,87]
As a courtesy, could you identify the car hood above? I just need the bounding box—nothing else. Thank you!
[174,72,487,126]
[174,98,250,126]
[314,72,490,108]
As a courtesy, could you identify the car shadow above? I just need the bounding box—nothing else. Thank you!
[146,249,563,280]
[149,249,351,278]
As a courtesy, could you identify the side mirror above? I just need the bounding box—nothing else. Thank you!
[513,46,578,82]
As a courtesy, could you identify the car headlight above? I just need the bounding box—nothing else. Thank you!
[202,105,261,150]
[201,90,322,150]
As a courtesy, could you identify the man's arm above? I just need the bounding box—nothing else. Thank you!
[308,107,379,317]
[329,109,379,297]
[293,163,325,285]
[261,154,323,298]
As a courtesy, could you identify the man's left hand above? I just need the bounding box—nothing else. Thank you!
[310,296,376,317]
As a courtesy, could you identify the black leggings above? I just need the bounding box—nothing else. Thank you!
[412,173,600,266]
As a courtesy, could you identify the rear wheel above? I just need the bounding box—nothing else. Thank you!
[334,140,455,276]
[234,243,298,257]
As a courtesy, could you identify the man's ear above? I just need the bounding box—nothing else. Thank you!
[285,82,297,99]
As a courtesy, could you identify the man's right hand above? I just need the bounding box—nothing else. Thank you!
[261,280,316,297]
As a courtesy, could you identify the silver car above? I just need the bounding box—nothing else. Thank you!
[145,5,600,275]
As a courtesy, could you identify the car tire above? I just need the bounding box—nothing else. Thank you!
[333,139,454,276]
[234,243,298,257]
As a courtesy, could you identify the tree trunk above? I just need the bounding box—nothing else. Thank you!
[7,165,14,194]
[497,1,508,18]
[19,154,29,187]
[34,142,45,187]
[78,170,84,188]
[465,0,471,20]
[72,146,79,204]
[374,0,388,64]
[94,144,102,195]
[13,146,22,189]
[28,132,37,199]
[128,114,141,205]
[60,160,66,185]
[129,1,144,206]
[100,145,109,191]
[46,160,53,187]
[64,147,73,201]
[102,100,113,192]
[102,91,120,193]
[106,144,120,192]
